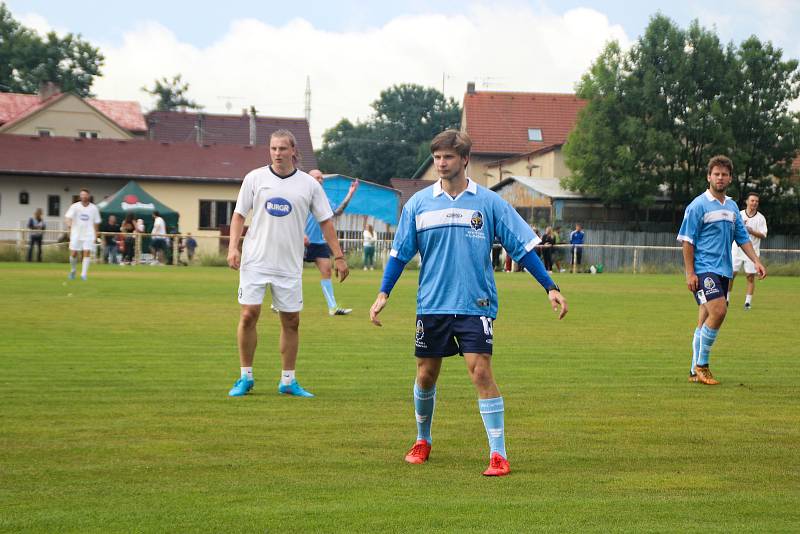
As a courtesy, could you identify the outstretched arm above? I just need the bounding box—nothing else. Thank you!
[332,180,359,216]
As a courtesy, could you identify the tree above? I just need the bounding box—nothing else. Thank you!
[565,14,800,225]
[316,84,461,184]
[142,74,202,111]
[0,3,104,97]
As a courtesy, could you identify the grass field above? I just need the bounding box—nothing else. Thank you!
[1,263,798,533]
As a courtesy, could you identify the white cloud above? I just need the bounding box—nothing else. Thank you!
[89,4,629,146]
[15,12,59,36]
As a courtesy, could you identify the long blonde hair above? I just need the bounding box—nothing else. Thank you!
[271,129,301,165]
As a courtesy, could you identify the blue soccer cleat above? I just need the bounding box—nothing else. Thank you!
[68,271,76,280]
[278,379,315,397]
[228,376,254,397]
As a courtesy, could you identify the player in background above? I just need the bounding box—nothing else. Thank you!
[728,193,768,310]
[369,130,567,476]
[65,188,101,281]
[227,130,349,398]
[304,170,358,315]
[677,156,766,385]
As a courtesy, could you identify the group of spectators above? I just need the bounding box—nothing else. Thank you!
[491,222,586,273]
[25,208,198,265]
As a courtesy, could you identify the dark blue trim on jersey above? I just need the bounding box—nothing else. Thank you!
[520,250,558,292]
[380,256,407,295]
[268,165,298,179]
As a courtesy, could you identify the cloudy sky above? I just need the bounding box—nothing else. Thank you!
[7,0,800,145]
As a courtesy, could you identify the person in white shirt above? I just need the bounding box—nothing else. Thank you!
[363,223,376,270]
[150,211,168,265]
[64,188,101,281]
[730,192,768,310]
[226,129,350,398]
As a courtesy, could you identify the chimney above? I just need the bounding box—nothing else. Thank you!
[38,81,61,102]
[249,106,257,146]
[466,82,476,94]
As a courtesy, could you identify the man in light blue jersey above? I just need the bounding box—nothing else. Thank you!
[303,170,358,316]
[369,130,568,476]
[677,155,766,385]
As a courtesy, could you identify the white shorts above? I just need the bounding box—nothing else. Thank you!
[733,250,757,275]
[70,236,95,252]
[238,269,303,311]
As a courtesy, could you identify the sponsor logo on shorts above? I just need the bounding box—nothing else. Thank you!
[265,197,293,217]
[238,287,243,298]
[415,319,427,348]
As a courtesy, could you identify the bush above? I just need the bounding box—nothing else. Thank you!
[0,244,22,262]
[198,253,229,267]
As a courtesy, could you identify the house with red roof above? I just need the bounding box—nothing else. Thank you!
[414,84,586,188]
[146,109,317,169]
[0,83,146,139]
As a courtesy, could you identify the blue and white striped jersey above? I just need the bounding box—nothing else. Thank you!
[390,179,540,318]
[677,190,750,278]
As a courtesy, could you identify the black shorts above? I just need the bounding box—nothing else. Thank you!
[414,314,494,357]
[693,272,729,305]
[304,243,331,262]
[150,238,168,250]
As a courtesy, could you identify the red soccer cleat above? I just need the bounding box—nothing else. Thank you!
[404,439,431,464]
[482,452,511,476]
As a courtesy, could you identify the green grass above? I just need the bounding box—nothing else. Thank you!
[1,263,798,533]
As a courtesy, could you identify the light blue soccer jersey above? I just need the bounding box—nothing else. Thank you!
[390,179,541,318]
[677,190,750,278]
[304,200,336,244]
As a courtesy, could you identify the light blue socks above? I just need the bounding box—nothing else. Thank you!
[697,324,719,367]
[479,397,506,458]
[413,383,436,444]
[320,279,337,309]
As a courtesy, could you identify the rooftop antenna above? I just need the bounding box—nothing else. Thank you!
[304,75,311,123]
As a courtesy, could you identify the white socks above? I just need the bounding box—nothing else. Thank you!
[281,369,295,385]
[240,367,253,380]
[70,256,77,273]
[81,257,90,277]
[745,294,752,305]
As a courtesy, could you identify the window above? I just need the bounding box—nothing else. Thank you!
[19,191,29,204]
[527,128,543,142]
[37,129,52,137]
[78,131,99,139]
[47,195,60,217]
[199,200,236,229]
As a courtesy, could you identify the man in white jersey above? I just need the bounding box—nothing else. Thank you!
[729,192,767,310]
[65,188,101,281]
[226,129,350,397]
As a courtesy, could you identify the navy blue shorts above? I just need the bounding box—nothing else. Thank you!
[414,314,494,357]
[304,243,331,262]
[693,272,729,305]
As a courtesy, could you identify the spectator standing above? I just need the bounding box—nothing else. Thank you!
[150,211,167,265]
[363,223,376,270]
[540,226,556,272]
[27,208,46,262]
[184,233,198,263]
[120,214,136,265]
[570,223,585,272]
[101,215,121,264]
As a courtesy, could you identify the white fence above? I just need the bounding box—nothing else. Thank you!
[3,227,799,272]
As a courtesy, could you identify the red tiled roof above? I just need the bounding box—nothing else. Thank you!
[146,111,317,168]
[0,133,276,182]
[464,91,586,155]
[390,178,431,208]
[0,92,146,132]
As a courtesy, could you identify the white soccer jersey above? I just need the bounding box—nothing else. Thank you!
[65,202,101,241]
[234,166,333,278]
[733,209,768,256]
[152,216,166,237]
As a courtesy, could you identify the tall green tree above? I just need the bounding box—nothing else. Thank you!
[565,14,800,225]
[316,84,461,184]
[142,74,202,111]
[0,3,104,96]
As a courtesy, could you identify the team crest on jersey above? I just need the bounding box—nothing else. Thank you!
[470,211,484,230]
[265,197,293,217]
[703,277,716,290]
